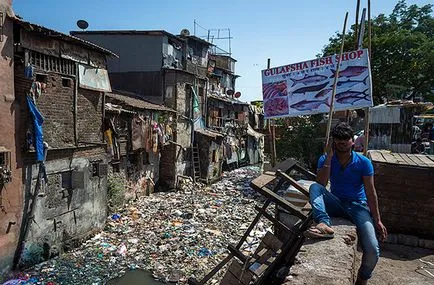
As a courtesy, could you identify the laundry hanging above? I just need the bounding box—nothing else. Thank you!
[26,95,45,161]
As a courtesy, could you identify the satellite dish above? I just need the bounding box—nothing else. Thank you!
[76,20,89,30]
[180,29,190,36]
[234,92,241,98]
[226,89,234,96]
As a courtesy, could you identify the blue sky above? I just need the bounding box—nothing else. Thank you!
[13,0,432,102]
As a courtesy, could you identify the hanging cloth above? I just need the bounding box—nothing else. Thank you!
[131,115,143,151]
[29,82,42,102]
[26,95,45,161]
[104,129,114,156]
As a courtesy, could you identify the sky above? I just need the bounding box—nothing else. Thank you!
[13,0,432,102]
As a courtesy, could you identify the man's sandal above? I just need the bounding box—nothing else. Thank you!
[304,223,335,239]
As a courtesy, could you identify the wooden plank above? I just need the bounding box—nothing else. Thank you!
[221,260,254,285]
[426,155,434,164]
[254,206,293,233]
[250,185,307,219]
[256,248,278,264]
[368,150,385,163]
[250,173,276,189]
[392,153,406,165]
[414,154,434,167]
[398,153,418,166]
[276,170,310,197]
[271,158,297,172]
[228,245,247,263]
[381,152,400,164]
[260,231,283,252]
[407,154,427,167]
[293,164,316,180]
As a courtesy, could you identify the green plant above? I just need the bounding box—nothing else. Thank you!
[107,174,126,212]
[275,115,324,171]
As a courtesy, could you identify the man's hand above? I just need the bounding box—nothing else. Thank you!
[325,138,334,157]
[375,220,388,242]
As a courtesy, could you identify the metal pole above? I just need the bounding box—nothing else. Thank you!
[363,0,372,155]
[326,12,349,145]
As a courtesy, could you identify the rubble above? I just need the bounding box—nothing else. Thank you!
[5,166,270,285]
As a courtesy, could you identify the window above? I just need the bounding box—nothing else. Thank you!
[35,73,48,83]
[62,78,72,88]
[61,171,72,189]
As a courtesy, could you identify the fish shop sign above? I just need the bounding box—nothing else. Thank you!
[261,49,373,118]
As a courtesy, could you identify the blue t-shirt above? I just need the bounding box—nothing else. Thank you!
[318,151,374,201]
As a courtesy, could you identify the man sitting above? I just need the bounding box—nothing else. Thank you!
[306,123,387,285]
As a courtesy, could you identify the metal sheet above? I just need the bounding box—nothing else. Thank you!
[78,64,112,92]
[369,106,401,123]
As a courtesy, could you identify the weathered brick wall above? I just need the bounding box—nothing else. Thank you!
[15,66,104,149]
[373,162,434,239]
[77,88,103,144]
[0,13,23,278]
[15,65,75,148]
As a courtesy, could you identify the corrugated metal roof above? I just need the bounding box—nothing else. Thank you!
[11,16,118,57]
[106,92,175,113]
[208,94,249,105]
[195,128,224,138]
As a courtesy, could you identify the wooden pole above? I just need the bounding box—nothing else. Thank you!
[354,0,361,48]
[272,119,276,167]
[363,0,371,155]
[267,58,277,167]
[325,12,349,146]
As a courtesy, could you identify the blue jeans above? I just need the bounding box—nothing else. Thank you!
[309,182,380,280]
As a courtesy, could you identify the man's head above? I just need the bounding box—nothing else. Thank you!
[331,122,354,153]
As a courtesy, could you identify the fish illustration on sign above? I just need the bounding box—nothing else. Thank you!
[330,66,368,78]
[314,88,333,98]
[337,76,369,89]
[335,89,369,100]
[292,81,329,94]
[290,98,330,111]
[335,89,370,105]
[263,81,288,99]
[289,74,328,86]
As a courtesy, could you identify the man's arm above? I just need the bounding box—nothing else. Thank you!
[316,141,333,186]
[363,175,388,241]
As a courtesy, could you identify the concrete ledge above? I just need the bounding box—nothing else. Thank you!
[283,218,358,285]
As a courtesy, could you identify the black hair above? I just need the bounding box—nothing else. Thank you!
[331,122,354,140]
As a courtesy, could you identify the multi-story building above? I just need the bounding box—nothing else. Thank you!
[71,30,213,188]
[0,10,117,274]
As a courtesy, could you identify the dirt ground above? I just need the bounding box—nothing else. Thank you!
[358,243,434,285]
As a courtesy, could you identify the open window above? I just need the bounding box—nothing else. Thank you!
[0,147,12,184]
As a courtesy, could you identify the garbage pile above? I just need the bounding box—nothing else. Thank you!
[8,166,272,285]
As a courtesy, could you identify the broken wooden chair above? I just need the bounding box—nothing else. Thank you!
[188,159,316,285]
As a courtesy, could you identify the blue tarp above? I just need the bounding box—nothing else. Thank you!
[26,96,45,161]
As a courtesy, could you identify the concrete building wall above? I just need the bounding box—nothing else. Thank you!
[109,71,163,97]
[19,147,107,268]
[71,34,163,73]
[0,1,23,276]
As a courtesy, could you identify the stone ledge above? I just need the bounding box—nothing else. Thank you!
[283,218,358,285]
